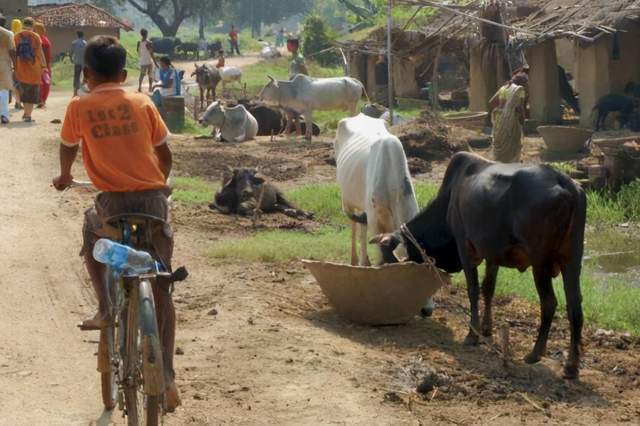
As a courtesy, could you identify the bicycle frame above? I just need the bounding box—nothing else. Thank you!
[98,217,166,424]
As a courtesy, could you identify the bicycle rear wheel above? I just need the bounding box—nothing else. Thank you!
[99,327,117,410]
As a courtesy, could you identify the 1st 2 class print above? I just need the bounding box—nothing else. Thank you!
[86,103,140,139]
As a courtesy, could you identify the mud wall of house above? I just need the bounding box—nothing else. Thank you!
[526,39,562,124]
[46,27,120,59]
[555,38,576,80]
[392,57,419,97]
[576,37,610,127]
[608,27,640,94]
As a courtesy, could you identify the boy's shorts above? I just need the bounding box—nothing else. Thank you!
[140,65,153,76]
[82,189,174,269]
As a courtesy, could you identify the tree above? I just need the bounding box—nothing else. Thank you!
[225,0,314,37]
[122,0,220,37]
[302,16,340,67]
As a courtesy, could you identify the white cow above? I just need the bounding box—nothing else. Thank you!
[219,66,243,95]
[335,114,435,314]
[259,74,367,141]
[199,101,258,143]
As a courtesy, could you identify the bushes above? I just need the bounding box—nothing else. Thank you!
[302,15,341,67]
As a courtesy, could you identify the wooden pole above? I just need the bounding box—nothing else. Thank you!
[387,0,394,125]
[431,37,442,113]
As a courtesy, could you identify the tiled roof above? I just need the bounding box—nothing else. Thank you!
[31,3,133,31]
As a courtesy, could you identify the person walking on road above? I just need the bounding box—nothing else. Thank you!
[14,17,45,123]
[0,14,15,124]
[34,22,51,108]
[71,31,86,97]
[228,25,241,56]
[10,18,21,109]
[137,28,157,92]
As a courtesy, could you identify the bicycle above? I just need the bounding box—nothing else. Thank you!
[93,212,187,425]
[61,179,186,424]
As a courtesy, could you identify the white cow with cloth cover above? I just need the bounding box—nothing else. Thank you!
[259,74,367,141]
[199,101,258,143]
[335,113,435,315]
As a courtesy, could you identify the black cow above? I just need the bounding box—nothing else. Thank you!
[211,168,313,218]
[208,41,223,58]
[176,42,200,60]
[231,100,321,137]
[371,152,586,379]
[593,94,635,131]
[151,37,182,58]
[558,65,579,114]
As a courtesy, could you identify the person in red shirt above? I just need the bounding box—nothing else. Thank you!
[228,24,241,55]
[52,35,180,411]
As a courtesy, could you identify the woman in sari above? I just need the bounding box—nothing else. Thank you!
[489,73,528,163]
[34,22,52,108]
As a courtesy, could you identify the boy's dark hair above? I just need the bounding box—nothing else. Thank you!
[23,17,34,27]
[77,31,84,38]
[140,28,148,37]
[84,35,127,79]
[0,16,6,28]
[159,56,171,66]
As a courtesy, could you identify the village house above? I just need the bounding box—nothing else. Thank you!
[513,0,640,127]
[30,3,132,58]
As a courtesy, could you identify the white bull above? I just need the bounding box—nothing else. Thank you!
[335,114,435,315]
[259,74,366,141]
[199,101,258,143]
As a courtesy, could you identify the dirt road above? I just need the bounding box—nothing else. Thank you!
[0,94,104,424]
[1,53,639,425]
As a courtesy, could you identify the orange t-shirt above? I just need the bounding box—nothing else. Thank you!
[61,84,169,192]
[14,30,43,85]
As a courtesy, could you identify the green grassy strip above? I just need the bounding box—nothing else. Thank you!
[172,176,216,204]
[453,264,640,335]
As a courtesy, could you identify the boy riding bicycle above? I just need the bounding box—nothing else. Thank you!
[52,36,180,411]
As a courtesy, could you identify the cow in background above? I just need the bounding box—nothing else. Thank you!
[211,168,312,218]
[199,101,258,143]
[372,152,586,379]
[335,113,435,316]
[192,64,221,109]
[259,74,367,141]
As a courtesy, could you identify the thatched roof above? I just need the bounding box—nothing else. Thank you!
[514,0,640,43]
[31,3,133,31]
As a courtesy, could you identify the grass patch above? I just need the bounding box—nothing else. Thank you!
[586,179,640,225]
[182,116,212,137]
[453,263,640,335]
[172,176,216,204]
[209,227,353,263]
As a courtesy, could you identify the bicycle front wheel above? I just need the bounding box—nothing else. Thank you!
[124,279,164,426]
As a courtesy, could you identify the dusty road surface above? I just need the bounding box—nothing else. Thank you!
[0,54,639,425]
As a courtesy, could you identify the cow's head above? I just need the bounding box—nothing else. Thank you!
[259,76,280,104]
[191,63,201,78]
[199,101,225,127]
[211,167,265,214]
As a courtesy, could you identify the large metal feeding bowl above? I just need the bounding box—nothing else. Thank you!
[538,126,593,153]
[303,260,448,325]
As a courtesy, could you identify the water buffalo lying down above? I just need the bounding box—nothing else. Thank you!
[211,168,313,219]
[231,100,320,137]
[371,152,586,379]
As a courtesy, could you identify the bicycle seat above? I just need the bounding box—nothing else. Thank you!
[105,213,169,228]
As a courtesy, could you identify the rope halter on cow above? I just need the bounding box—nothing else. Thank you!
[400,223,431,264]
